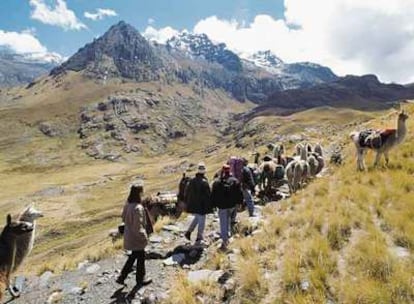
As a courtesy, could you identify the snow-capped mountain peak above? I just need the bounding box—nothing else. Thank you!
[166,32,242,72]
[167,32,225,58]
[245,50,284,69]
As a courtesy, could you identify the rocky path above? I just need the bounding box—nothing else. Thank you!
[5,183,291,304]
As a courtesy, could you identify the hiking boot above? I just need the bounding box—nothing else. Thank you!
[219,242,229,252]
[184,231,191,241]
[138,276,152,286]
[115,277,126,286]
[194,238,206,246]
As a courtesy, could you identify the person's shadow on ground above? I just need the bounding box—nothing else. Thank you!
[109,284,143,304]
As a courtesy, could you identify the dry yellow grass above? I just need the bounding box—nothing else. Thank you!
[0,72,254,275]
[2,72,413,304]
[198,103,414,303]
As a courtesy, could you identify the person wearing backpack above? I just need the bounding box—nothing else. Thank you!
[176,173,191,217]
[116,183,152,287]
[241,158,256,217]
[211,164,244,251]
[184,162,212,245]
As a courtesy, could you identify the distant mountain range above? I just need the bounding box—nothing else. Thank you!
[49,21,338,102]
[244,74,414,118]
[0,49,62,87]
[1,21,413,162]
[3,21,414,110]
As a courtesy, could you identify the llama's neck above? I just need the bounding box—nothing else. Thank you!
[28,222,36,253]
[396,118,407,142]
[300,148,307,161]
[0,231,5,243]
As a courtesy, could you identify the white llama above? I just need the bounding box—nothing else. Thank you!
[13,205,43,272]
[350,109,409,171]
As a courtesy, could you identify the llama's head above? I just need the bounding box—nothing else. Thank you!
[314,143,323,157]
[295,143,303,156]
[263,162,273,173]
[4,214,34,236]
[398,109,409,122]
[19,204,43,222]
[267,143,275,151]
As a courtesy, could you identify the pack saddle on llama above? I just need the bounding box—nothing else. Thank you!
[350,108,409,171]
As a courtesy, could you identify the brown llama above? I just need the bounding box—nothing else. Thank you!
[0,215,33,300]
[350,109,409,170]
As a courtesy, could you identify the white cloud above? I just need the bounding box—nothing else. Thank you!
[0,29,47,53]
[148,18,155,25]
[143,26,180,44]
[145,0,414,83]
[0,29,63,62]
[29,0,86,31]
[84,8,117,21]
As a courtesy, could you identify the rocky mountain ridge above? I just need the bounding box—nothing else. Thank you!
[245,74,414,118]
[50,21,337,102]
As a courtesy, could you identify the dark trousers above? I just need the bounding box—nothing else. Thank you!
[119,250,145,284]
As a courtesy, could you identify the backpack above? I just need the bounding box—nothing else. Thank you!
[274,165,285,180]
[221,178,233,196]
[178,174,191,201]
[228,156,244,181]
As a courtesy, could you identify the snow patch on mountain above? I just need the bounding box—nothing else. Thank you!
[243,50,284,73]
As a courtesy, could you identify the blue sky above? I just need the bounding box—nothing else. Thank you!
[0,0,413,83]
[0,0,284,57]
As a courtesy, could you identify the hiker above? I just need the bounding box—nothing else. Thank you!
[184,162,213,245]
[116,183,152,287]
[241,157,256,217]
[211,164,244,251]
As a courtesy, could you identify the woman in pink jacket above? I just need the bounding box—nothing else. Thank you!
[116,184,152,286]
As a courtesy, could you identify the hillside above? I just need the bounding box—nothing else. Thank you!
[246,75,414,118]
[2,104,412,304]
[165,103,414,304]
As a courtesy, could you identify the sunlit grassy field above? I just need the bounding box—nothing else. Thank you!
[0,72,251,274]
[165,103,414,303]
[1,73,411,300]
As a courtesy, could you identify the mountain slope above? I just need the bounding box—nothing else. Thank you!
[51,21,162,81]
[243,50,337,88]
[246,74,414,117]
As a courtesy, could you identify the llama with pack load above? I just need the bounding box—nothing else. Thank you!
[350,107,409,171]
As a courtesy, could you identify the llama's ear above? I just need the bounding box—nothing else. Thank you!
[7,214,11,225]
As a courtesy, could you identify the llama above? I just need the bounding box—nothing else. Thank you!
[307,142,325,177]
[295,144,310,188]
[314,143,323,157]
[272,144,291,168]
[307,154,319,177]
[350,109,409,170]
[295,143,304,157]
[258,160,277,192]
[285,160,298,193]
[12,205,43,273]
[0,215,33,300]
[252,151,260,165]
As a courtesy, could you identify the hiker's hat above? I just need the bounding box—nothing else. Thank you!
[197,162,206,174]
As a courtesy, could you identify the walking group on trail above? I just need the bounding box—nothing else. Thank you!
[116,141,328,289]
